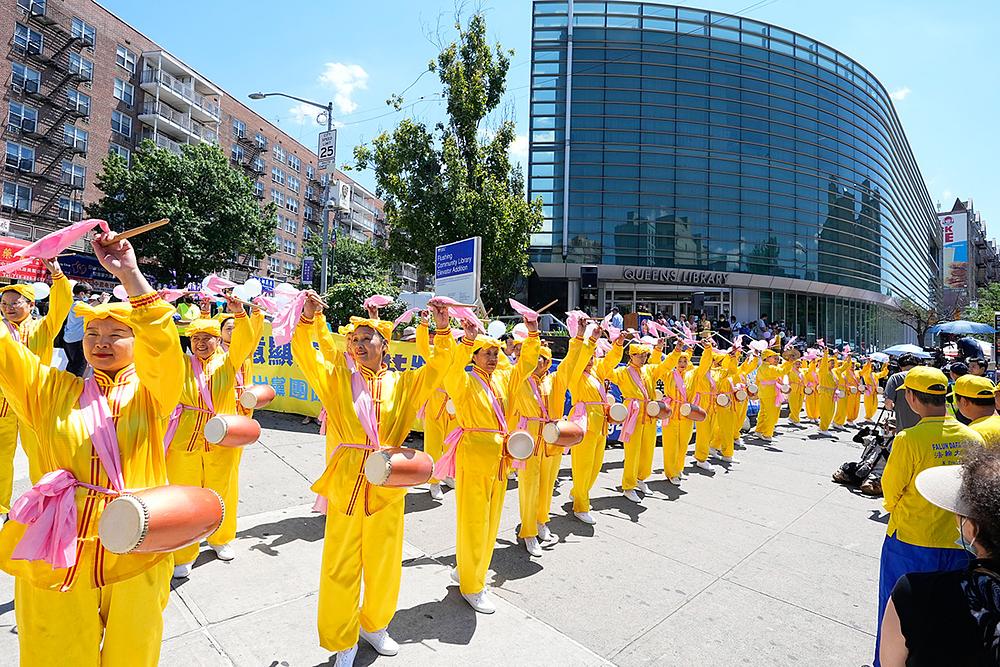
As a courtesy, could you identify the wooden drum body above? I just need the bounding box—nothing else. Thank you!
[606,402,629,424]
[239,384,276,410]
[98,485,224,555]
[505,431,535,460]
[646,400,672,419]
[364,447,434,488]
[204,415,261,447]
[747,383,759,398]
[679,402,707,422]
[542,420,585,448]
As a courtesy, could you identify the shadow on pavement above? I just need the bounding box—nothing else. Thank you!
[390,587,478,647]
[588,493,648,522]
[405,489,445,515]
[549,508,596,540]
[256,411,321,436]
[489,539,545,587]
[645,479,687,500]
[235,513,326,556]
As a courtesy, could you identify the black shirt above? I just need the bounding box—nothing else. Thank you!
[891,559,998,666]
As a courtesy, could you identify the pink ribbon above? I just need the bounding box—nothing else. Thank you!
[363,294,393,310]
[318,408,328,435]
[394,308,419,327]
[433,369,514,478]
[620,399,643,441]
[202,273,237,295]
[15,218,109,259]
[271,290,308,346]
[430,296,483,331]
[190,354,215,413]
[760,380,784,407]
[0,256,42,275]
[509,298,539,322]
[350,369,381,448]
[673,369,688,404]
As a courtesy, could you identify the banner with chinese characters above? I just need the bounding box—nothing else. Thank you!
[251,323,426,421]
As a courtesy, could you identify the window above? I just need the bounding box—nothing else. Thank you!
[271,167,285,185]
[111,110,131,137]
[285,198,298,213]
[231,144,245,163]
[283,261,296,274]
[254,181,264,198]
[2,182,31,210]
[68,52,93,81]
[273,145,285,163]
[305,185,316,201]
[287,155,301,172]
[108,142,130,165]
[5,141,34,172]
[11,63,41,97]
[303,206,314,222]
[283,239,296,255]
[306,164,315,179]
[272,190,284,207]
[61,161,85,187]
[58,197,83,221]
[284,217,297,234]
[17,0,45,13]
[115,45,136,74]
[67,88,90,116]
[232,118,246,139]
[14,24,43,56]
[255,132,267,149]
[63,124,88,152]
[287,176,300,194]
[71,17,96,47]
[252,156,265,173]
[7,101,37,133]
[113,78,134,106]
[268,257,280,274]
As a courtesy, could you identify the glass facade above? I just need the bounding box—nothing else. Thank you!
[528,1,940,335]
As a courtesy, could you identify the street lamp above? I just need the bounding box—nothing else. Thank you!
[248,91,335,293]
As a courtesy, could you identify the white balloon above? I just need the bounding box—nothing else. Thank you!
[512,323,529,341]
[31,282,50,301]
[243,278,263,298]
[274,282,297,296]
[187,306,201,320]
[200,275,214,292]
[231,284,252,302]
[486,320,506,339]
[112,285,128,301]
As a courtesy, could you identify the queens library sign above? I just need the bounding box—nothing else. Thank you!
[620,267,728,286]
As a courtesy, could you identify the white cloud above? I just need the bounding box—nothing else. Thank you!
[288,102,325,127]
[509,132,529,164]
[889,86,911,102]
[318,62,369,114]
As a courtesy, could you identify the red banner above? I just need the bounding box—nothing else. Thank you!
[0,236,45,282]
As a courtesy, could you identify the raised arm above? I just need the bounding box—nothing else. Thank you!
[443,334,475,401]
[0,319,57,430]
[130,294,185,416]
[651,345,681,381]
[507,330,541,394]
[291,312,341,406]
[225,303,256,372]
[37,262,72,343]
[552,335,583,397]
[598,338,625,381]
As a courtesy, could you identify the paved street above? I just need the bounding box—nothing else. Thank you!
[0,414,885,666]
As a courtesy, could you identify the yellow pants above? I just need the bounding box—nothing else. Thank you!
[734,399,749,443]
[424,412,449,485]
[833,394,849,425]
[787,388,804,424]
[819,390,836,430]
[317,501,403,653]
[848,392,861,422]
[14,557,171,666]
[622,417,656,490]
[456,461,507,595]
[693,405,718,462]
[713,406,737,457]
[864,391,879,420]
[0,413,42,513]
[662,416,695,479]
[805,389,819,421]
[755,393,780,438]
[570,429,606,513]
[167,446,242,565]
[517,444,561,538]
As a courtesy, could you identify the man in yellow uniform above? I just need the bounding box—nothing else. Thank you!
[953,374,1000,446]
[0,231,183,665]
[874,366,984,667]
[710,349,742,463]
[292,294,453,666]
[753,348,788,442]
[0,261,72,515]
[660,342,695,484]
[166,308,256,577]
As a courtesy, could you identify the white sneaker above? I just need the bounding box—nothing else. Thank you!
[537,522,557,543]
[360,628,399,656]
[669,476,682,485]
[694,460,713,471]
[172,561,193,579]
[333,644,358,667]
[709,447,721,457]
[758,435,772,443]
[734,438,743,447]
[721,455,736,463]
[524,536,543,557]
[443,476,456,488]
[449,567,460,585]
[462,589,496,614]
[210,543,235,561]
[429,483,444,500]
[507,469,517,480]
[574,511,596,525]
[636,479,649,494]
[624,489,641,503]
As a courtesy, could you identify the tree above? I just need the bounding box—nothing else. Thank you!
[965,283,1000,326]
[303,234,403,326]
[353,13,542,311]
[895,297,942,347]
[88,140,276,286]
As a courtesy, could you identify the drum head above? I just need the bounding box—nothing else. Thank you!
[716,394,731,407]
[804,387,814,395]
[239,392,256,410]
[608,403,628,423]
[542,422,560,445]
[735,389,748,402]
[363,451,391,486]
[780,384,791,393]
[98,495,146,554]
[446,399,456,416]
[748,384,759,393]
[204,416,227,445]
[507,432,534,460]
[679,403,692,417]
[645,401,661,417]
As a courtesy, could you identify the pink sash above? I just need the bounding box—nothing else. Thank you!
[4,319,21,344]
[163,355,216,449]
[434,370,512,478]
[759,380,784,407]
[620,365,651,442]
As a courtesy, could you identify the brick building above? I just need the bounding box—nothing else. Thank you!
[0,0,389,285]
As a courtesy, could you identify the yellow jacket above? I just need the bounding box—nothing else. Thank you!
[509,337,582,443]
[756,359,788,394]
[882,416,984,548]
[416,322,454,420]
[293,316,454,515]
[818,353,837,391]
[0,295,184,590]
[969,414,1000,448]
[608,342,676,402]
[567,336,621,426]
[234,309,265,416]
[168,312,256,452]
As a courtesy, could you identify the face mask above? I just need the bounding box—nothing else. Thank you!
[956,516,979,556]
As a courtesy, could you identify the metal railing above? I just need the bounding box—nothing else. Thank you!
[140,67,220,119]
[140,129,183,156]
[141,99,190,131]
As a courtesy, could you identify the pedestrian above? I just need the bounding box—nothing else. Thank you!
[967,357,995,383]
[0,232,183,665]
[883,354,922,433]
[874,366,985,667]
[62,281,91,377]
[953,375,1000,446]
[948,362,971,424]
[879,444,1000,666]
[608,306,624,330]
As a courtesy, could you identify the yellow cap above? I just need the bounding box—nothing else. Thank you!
[762,348,781,360]
[629,343,653,357]
[348,317,393,343]
[214,312,235,324]
[74,301,132,327]
[954,374,997,399]
[0,284,34,301]
[470,334,502,352]
[903,366,949,396]
[187,319,222,337]
[539,345,553,360]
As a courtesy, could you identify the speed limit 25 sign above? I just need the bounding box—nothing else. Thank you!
[317,130,337,171]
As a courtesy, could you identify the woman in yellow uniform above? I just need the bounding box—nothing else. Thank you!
[566,327,618,523]
[832,356,853,429]
[688,342,721,469]
[817,350,838,434]
[415,317,454,500]
[753,348,788,442]
[730,350,760,447]
[439,317,539,614]
[216,308,266,417]
[660,342,696,484]
[166,304,256,577]
[292,294,453,665]
[804,356,820,422]
[786,355,806,426]
[863,361,889,421]
[608,337,676,501]
[0,259,72,513]
[846,360,863,425]
[710,348,742,463]
[0,232,183,665]
[510,335,581,556]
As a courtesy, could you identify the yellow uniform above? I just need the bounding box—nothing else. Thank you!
[786,359,805,424]
[969,414,1000,447]
[292,315,454,652]
[688,349,719,463]
[659,349,695,479]
[166,314,256,566]
[608,343,675,490]
[415,323,453,485]
[846,363,862,423]
[223,310,265,418]
[861,362,888,421]
[817,353,837,431]
[510,339,580,539]
[710,353,740,458]
[731,354,759,443]
[0,294,183,666]
[444,332,539,595]
[804,360,820,421]
[833,359,853,426]
[753,355,788,438]
[0,274,72,510]
[567,336,620,513]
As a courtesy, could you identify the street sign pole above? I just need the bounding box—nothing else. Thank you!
[317,107,336,294]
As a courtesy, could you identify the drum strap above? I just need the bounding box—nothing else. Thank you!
[528,376,550,421]
[350,369,382,449]
[433,427,505,480]
[163,403,213,451]
[673,370,688,404]
[190,354,216,413]
[584,371,609,403]
[627,366,650,401]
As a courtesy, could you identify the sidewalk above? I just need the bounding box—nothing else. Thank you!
[0,414,885,666]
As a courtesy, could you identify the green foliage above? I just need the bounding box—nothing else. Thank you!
[965,283,1000,325]
[88,140,276,286]
[896,297,943,347]
[303,235,403,326]
[353,13,542,311]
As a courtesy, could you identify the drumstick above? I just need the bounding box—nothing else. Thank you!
[228,296,270,313]
[534,299,559,315]
[98,219,169,245]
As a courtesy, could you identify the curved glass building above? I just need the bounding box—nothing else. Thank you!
[527,1,940,345]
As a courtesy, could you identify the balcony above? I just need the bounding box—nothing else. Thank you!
[139,67,220,121]
[190,120,218,145]
[140,129,183,157]
[138,99,191,138]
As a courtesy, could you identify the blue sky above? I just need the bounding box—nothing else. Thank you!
[102,0,999,239]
